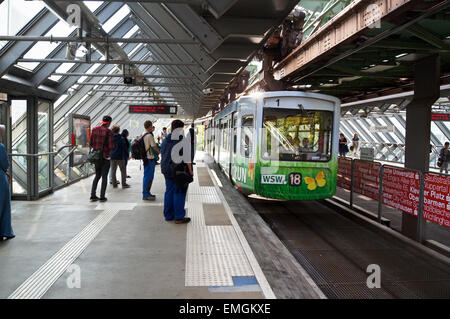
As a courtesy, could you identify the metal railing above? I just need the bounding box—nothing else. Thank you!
[345,142,445,169]
[8,145,94,198]
[338,158,449,245]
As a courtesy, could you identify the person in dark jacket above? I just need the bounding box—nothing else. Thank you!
[339,133,349,157]
[110,125,130,189]
[0,125,14,241]
[122,129,131,178]
[90,115,114,202]
[160,120,193,224]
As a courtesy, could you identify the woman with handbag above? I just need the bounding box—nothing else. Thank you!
[0,125,14,241]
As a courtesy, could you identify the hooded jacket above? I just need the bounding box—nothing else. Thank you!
[110,133,128,160]
[160,133,183,178]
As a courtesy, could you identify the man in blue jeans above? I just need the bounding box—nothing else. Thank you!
[160,120,193,224]
[142,120,160,201]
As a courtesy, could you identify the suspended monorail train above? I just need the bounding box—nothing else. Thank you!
[201,91,340,200]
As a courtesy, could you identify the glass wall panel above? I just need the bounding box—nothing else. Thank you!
[37,100,51,192]
[11,99,27,195]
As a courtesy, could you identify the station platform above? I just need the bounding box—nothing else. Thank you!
[0,153,322,299]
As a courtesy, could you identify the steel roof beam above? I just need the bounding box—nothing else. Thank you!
[17,58,198,66]
[0,36,199,45]
[129,3,212,80]
[52,73,193,79]
[30,2,128,87]
[54,41,147,124]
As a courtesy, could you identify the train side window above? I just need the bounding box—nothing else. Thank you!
[241,116,254,158]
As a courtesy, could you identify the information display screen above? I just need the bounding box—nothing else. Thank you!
[69,114,91,167]
[431,113,450,121]
[128,105,177,115]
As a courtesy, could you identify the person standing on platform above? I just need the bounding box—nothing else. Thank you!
[90,115,114,202]
[161,120,193,224]
[189,123,196,164]
[159,127,168,144]
[111,125,130,189]
[0,125,14,241]
[351,133,360,157]
[122,129,131,179]
[439,142,450,174]
[142,121,160,201]
[339,133,349,158]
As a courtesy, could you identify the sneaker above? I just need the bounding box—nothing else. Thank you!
[122,184,131,189]
[175,217,191,224]
[142,196,156,201]
[90,196,100,202]
[99,197,108,202]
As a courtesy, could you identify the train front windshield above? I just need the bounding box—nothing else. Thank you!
[262,108,333,162]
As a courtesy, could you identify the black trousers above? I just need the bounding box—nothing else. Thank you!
[91,159,110,198]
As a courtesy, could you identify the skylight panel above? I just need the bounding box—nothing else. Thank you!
[84,1,104,13]
[49,63,76,82]
[16,20,76,71]
[102,5,130,33]
[0,0,45,51]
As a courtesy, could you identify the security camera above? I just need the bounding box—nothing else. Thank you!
[203,88,214,95]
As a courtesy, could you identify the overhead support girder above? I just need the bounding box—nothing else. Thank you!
[274,0,450,83]
[206,60,247,74]
[128,5,211,83]
[52,73,194,80]
[30,5,133,88]
[17,58,199,66]
[210,43,257,60]
[129,2,215,70]
[54,41,149,124]
[162,3,224,53]
[0,75,59,100]
[205,17,276,40]
[74,82,194,88]
[44,0,237,20]
[56,35,140,94]
[0,36,200,45]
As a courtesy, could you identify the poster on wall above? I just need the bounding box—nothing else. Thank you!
[69,114,91,167]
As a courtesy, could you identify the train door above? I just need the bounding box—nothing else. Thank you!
[215,119,221,163]
[229,112,238,179]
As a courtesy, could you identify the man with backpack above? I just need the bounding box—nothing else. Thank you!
[139,121,160,201]
[90,115,114,202]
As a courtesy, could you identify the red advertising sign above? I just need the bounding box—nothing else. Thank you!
[382,167,420,216]
[423,174,450,228]
[353,160,381,200]
[337,158,352,190]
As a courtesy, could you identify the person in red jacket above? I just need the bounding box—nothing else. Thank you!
[90,115,114,202]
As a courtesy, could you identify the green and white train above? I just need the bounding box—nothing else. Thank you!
[202,91,340,200]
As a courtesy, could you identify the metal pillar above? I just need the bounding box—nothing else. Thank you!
[403,54,440,239]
